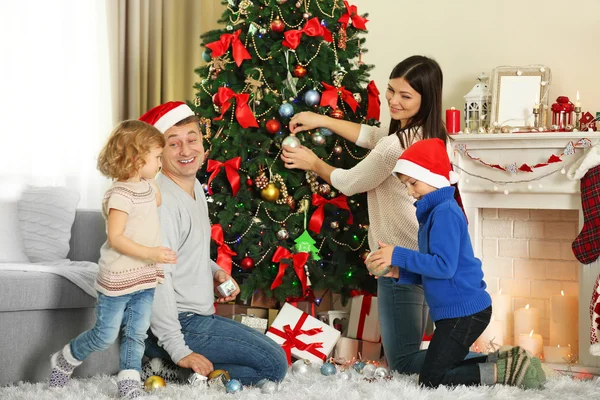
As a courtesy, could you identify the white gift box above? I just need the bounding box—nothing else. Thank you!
[233,314,268,334]
[347,295,380,343]
[266,303,340,365]
[334,337,381,361]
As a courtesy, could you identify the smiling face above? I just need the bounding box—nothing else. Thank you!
[399,174,436,201]
[139,146,163,180]
[161,121,204,182]
[385,77,422,128]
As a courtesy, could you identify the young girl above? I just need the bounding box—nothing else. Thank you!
[281,56,447,373]
[48,120,176,399]
[366,138,546,389]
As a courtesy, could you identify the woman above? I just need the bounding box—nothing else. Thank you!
[282,55,447,373]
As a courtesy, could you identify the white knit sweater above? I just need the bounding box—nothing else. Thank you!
[330,125,419,252]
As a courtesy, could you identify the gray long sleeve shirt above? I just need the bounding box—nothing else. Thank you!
[150,173,222,363]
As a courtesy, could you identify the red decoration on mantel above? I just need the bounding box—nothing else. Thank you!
[551,96,575,131]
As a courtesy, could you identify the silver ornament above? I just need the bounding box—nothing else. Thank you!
[225,379,243,393]
[312,133,326,145]
[256,379,278,394]
[277,229,289,240]
[333,145,343,155]
[282,135,301,148]
[279,103,295,118]
[319,127,333,136]
[362,363,377,377]
[304,89,321,106]
[353,92,362,103]
[374,366,390,378]
[292,359,310,374]
[338,370,352,380]
[259,28,266,34]
[226,25,234,31]
[320,362,337,376]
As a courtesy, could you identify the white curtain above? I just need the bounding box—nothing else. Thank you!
[0,0,114,209]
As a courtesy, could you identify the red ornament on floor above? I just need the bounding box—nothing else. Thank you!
[240,257,255,271]
[265,119,282,134]
[293,65,307,78]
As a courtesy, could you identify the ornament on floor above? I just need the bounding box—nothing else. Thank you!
[143,375,166,391]
[361,363,377,377]
[282,134,301,148]
[320,362,337,376]
[225,378,243,393]
[266,119,282,134]
[292,359,311,374]
[271,16,285,33]
[279,103,295,118]
[353,361,366,373]
[207,369,231,389]
[374,366,391,378]
[188,372,208,386]
[277,228,289,240]
[240,256,255,271]
[304,90,321,106]
[256,378,278,393]
[312,132,326,145]
[293,64,308,78]
[319,127,333,136]
[261,182,280,202]
[329,108,345,119]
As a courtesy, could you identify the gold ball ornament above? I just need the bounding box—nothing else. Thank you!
[293,64,308,78]
[207,369,231,388]
[144,375,166,392]
[261,183,280,202]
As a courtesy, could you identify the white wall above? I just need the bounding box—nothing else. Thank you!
[353,0,600,125]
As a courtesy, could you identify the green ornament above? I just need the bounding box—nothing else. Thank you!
[294,230,320,261]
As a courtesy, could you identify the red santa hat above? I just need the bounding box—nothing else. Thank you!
[139,101,195,133]
[392,138,459,188]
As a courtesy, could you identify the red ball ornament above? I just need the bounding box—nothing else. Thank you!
[270,17,285,33]
[293,65,307,78]
[265,119,282,134]
[212,93,222,107]
[240,257,255,271]
[246,178,253,187]
[329,108,345,119]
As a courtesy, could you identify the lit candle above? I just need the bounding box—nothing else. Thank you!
[514,304,540,340]
[446,107,461,134]
[473,314,504,352]
[491,289,513,344]
[543,344,572,364]
[534,95,539,110]
[550,290,578,353]
[575,91,581,108]
[518,330,543,356]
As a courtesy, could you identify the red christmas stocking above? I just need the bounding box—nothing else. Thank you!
[589,273,600,355]
[572,165,600,264]
[452,183,468,224]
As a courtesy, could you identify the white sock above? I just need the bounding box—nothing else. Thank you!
[61,344,83,366]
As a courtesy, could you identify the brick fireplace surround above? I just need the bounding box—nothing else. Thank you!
[453,132,600,370]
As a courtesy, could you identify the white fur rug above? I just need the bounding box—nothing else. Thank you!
[1,366,599,400]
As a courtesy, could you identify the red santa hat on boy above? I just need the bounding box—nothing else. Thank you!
[139,101,195,133]
[392,138,460,188]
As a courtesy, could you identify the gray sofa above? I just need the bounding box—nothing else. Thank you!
[0,210,119,386]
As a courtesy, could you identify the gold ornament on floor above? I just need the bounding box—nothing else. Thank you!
[207,369,231,388]
[144,375,166,391]
[261,183,280,202]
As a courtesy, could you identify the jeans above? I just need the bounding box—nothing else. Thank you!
[419,305,493,387]
[378,278,429,373]
[145,313,288,385]
[70,289,155,373]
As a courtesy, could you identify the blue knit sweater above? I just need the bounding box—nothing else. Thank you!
[391,186,491,322]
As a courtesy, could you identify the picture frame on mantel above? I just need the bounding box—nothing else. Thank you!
[489,65,551,130]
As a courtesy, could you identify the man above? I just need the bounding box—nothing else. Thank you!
[139,102,287,385]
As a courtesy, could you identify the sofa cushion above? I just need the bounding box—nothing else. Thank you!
[0,270,96,312]
[18,186,80,262]
[0,201,30,263]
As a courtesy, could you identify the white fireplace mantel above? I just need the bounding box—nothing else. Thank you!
[452,132,600,368]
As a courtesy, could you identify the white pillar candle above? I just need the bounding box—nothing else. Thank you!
[514,304,540,340]
[518,330,543,356]
[543,345,572,364]
[473,315,504,353]
[491,289,513,344]
[550,291,578,353]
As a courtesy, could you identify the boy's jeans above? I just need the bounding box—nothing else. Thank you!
[70,289,155,373]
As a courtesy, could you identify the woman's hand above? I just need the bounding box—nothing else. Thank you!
[289,112,329,134]
[281,145,319,171]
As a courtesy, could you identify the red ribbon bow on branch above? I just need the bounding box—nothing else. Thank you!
[282,17,333,50]
[206,156,242,196]
[338,1,369,30]
[320,82,358,112]
[309,193,353,234]
[213,87,259,129]
[210,224,237,275]
[270,247,310,295]
[205,29,252,67]
[366,80,381,121]
[267,312,325,365]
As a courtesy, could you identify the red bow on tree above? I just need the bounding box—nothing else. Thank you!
[309,193,353,234]
[320,82,358,112]
[270,246,310,295]
[206,157,242,196]
[211,224,237,275]
[205,29,252,67]
[213,87,259,129]
[282,17,333,50]
[366,80,381,121]
[338,1,368,30]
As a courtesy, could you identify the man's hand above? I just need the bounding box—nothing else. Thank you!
[178,352,214,376]
[213,269,240,303]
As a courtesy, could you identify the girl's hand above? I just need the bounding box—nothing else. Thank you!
[366,241,395,276]
[289,112,328,134]
[148,246,177,264]
[281,145,319,171]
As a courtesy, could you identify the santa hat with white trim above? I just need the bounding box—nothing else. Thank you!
[139,101,195,133]
[392,138,459,188]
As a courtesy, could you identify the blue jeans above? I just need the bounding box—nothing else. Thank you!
[70,289,155,373]
[145,313,288,385]
[378,278,429,373]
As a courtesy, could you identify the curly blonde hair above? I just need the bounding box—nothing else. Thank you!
[97,120,165,180]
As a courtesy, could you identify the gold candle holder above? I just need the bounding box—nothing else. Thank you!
[533,107,540,129]
[574,106,582,130]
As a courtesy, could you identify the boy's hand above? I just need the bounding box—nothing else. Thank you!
[148,246,177,264]
[366,241,395,277]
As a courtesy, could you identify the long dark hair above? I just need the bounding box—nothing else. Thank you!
[387,56,447,149]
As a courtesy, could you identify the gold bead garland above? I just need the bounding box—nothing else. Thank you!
[271,174,290,205]
[291,42,326,67]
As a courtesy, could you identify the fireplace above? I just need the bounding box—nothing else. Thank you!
[452,132,600,368]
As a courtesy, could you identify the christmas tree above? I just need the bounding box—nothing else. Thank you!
[193,0,381,303]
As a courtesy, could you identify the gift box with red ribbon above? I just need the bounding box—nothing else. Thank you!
[266,303,340,365]
[347,295,380,343]
[334,337,382,361]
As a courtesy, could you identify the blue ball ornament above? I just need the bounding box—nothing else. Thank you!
[353,361,366,373]
[304,90,321,106]
[319,127,333,136]
[225,378,243,393]
[202,49,212,63]
[279,103,295,118]
[320,362,337,376]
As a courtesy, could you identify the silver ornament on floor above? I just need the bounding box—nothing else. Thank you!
[319,127,333,136]
[320,362,337,376]
[277,229,289,240]
[292,359,311,374]
[256,379,278,394]
[304,89,321,106]
[338,370,352,380]
[279,103,295,118]
[312,133,325,145]
[353,361,366,373]
[225,378,243,393]
[362,363,377,377]
[374,366,390,378]
[282,135,301,148]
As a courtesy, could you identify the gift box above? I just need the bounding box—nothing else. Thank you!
[347,295,380,343]
[251,289,280,309]
[287,300,316,317]
[268,309,279,328]
[214,303,249,318]
[334,337,381,361]
[233,314,268,334]
[317,310,349,336]
[266,303,340,365]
